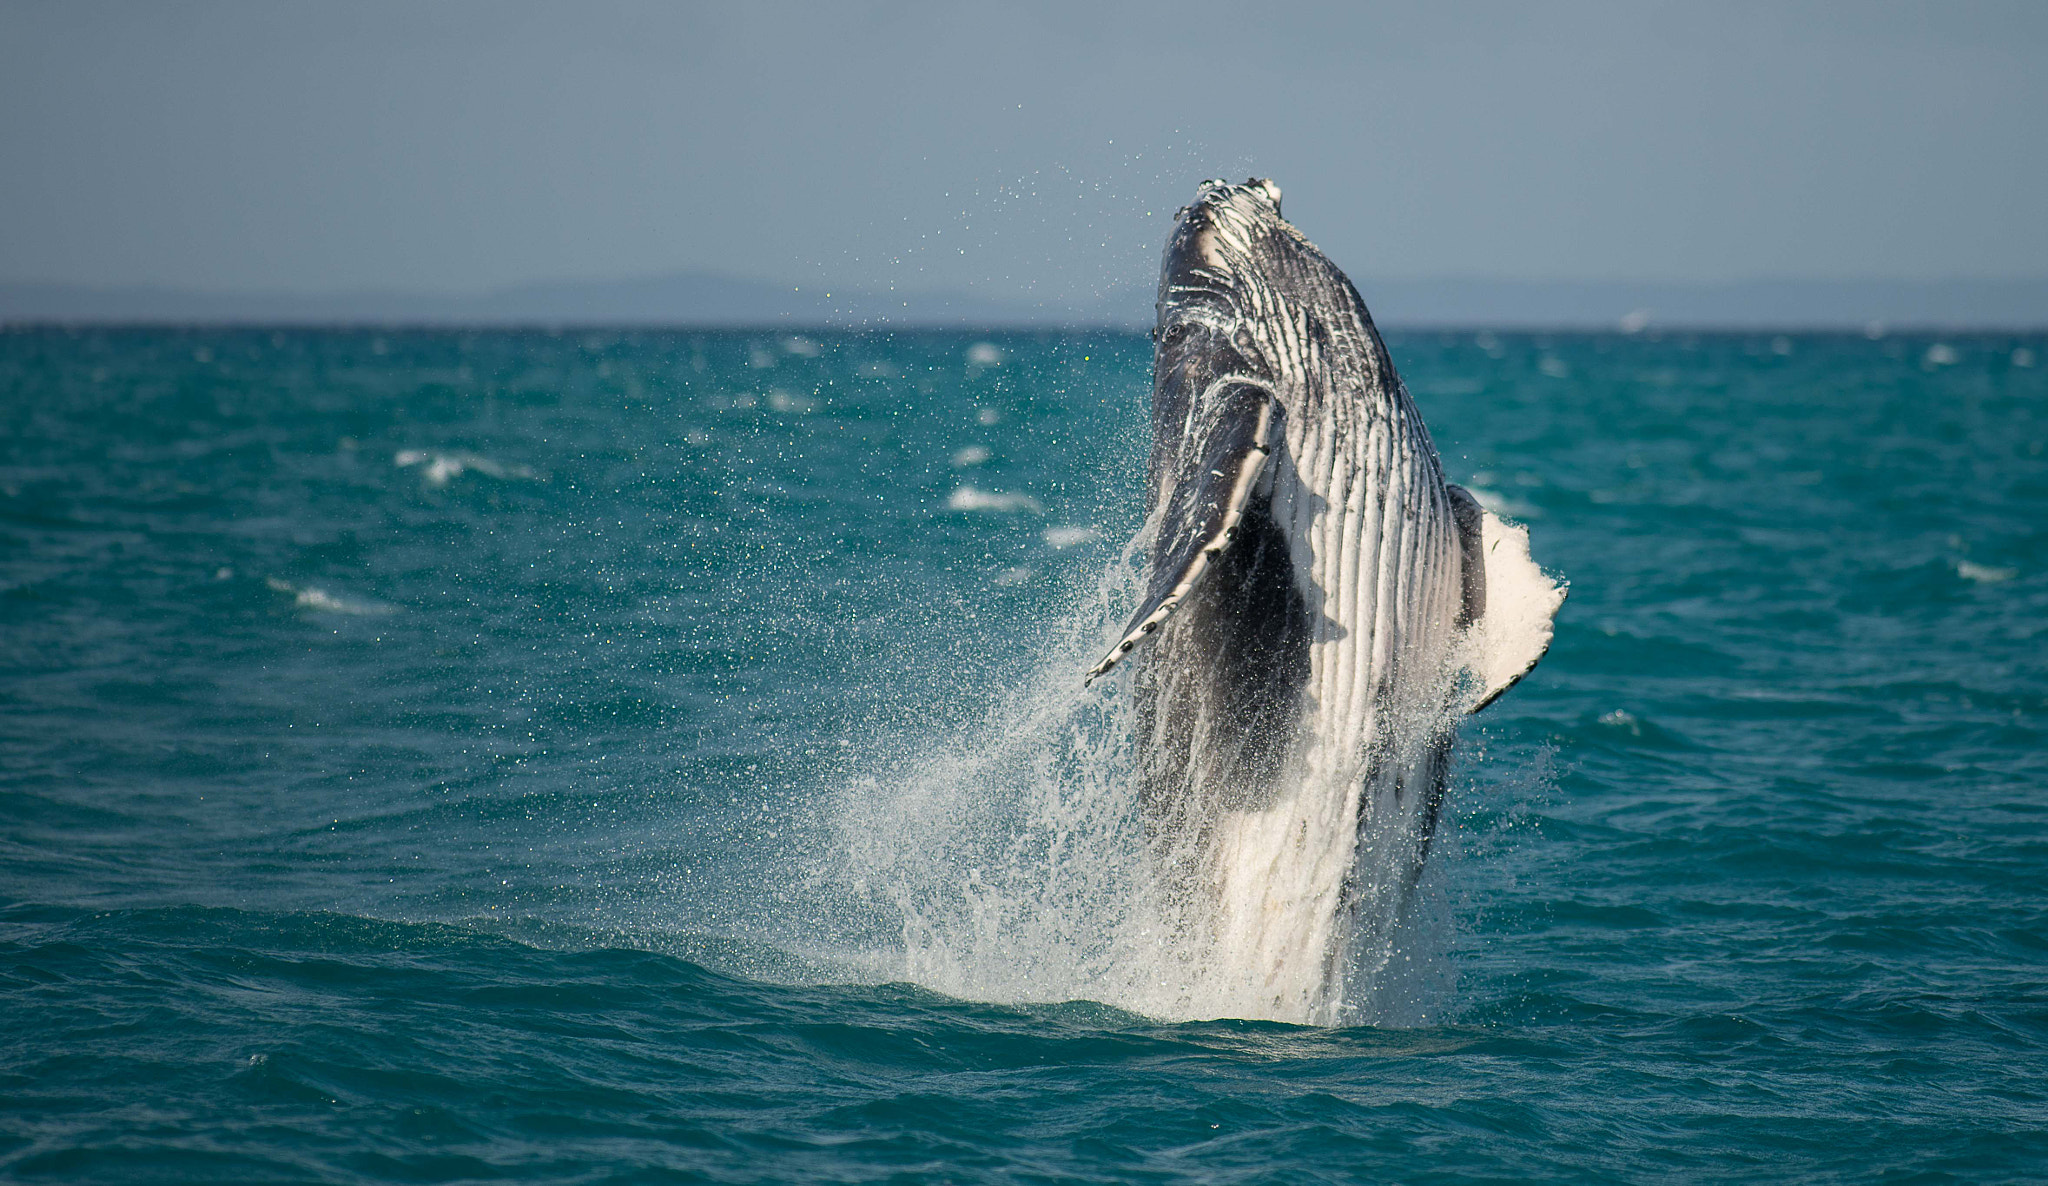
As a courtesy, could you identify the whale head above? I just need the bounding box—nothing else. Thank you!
[1082,181,1301,684]
[1153,180,1287,374]
[1091,177,1400,684]
[1145,180,1295,489]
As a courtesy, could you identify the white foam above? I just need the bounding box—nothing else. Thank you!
[951,445,992,468]
[265,576,395,616]
[966,342,1004,367]
[1598,709,1643,735]
[1958,560,2017,583]
[1042,526,1102,549]
[947,486,1042,514]
[394,449,538,488]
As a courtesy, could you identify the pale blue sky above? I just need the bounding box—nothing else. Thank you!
[3,1,2043,302]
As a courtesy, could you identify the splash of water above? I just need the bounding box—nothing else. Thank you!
[818,532,1467,1027]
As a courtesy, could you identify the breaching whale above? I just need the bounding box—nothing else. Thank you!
[1088,179,1565,1020]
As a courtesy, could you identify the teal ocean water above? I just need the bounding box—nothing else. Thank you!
[3,326,2045,1181]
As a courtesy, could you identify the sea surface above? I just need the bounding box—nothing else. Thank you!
[2,325,2045,1182]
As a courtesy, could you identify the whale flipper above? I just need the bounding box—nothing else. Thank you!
[1087,381,1277,682]
[1447,483,1488,628]
[1460,499,1567,713]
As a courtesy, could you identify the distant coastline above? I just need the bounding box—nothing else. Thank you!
[5,273,2046,331]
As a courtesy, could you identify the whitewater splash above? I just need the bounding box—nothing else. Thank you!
[821,531,1469,1027]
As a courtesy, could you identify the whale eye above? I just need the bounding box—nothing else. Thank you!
[1162,323,1191,347]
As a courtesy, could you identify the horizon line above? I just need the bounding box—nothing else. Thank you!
[8,271,2048,295]
[5,318,2044,335]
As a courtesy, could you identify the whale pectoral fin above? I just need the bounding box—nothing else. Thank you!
[1446,484,1487,628]
[1086,382,1277,683]
[1455,488,1568,712]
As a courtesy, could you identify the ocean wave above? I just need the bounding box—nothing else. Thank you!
[1957,559,2018,583]
[394,449,539,488]
[265,576,396,616]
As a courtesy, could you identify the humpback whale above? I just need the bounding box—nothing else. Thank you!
[1089,179,1565,1020]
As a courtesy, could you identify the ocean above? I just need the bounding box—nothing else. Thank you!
[2,325,2044,1181]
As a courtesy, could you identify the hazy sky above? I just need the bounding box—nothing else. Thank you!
[3,1,2043,302]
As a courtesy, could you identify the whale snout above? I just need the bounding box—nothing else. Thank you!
[1165,179,1286,283]
[1191,177,1282,213]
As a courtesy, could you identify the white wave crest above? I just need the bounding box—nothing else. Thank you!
[1958,560,2017,583]
[265,576,395,616]
[394,449,538,488]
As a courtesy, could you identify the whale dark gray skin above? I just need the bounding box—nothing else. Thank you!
[1088,179,1563,1012]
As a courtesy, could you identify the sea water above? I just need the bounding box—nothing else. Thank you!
[2,326,2044,1180]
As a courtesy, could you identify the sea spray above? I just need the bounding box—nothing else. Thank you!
[818,523,1468,1025]
[819,527,1157,1010]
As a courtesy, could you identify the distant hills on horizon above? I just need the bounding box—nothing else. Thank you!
[5,272,2047,331]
